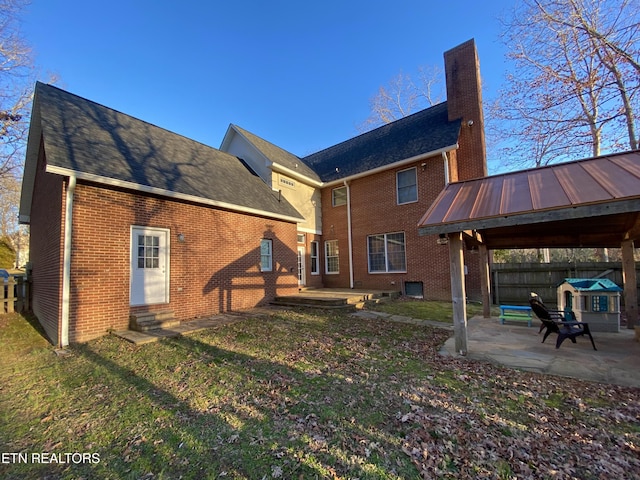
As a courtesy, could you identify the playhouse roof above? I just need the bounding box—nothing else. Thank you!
[560,278,623,292]
[20,82,304,224]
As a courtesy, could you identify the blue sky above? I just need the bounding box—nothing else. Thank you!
[23,0,514,167]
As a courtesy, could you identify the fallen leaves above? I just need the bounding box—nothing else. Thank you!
[2,309,639,479]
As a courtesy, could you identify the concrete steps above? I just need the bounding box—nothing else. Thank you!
[129,310,179,332]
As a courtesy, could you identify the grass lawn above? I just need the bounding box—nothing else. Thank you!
[1,308,639,479]
[365,297,500,323]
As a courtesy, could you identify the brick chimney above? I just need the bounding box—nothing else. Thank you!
[444,39,487,181]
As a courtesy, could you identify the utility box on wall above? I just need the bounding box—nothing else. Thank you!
[557,278,622,333]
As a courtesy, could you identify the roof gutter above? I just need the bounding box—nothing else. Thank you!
[60,174,76,347]
[322,144,458,187]
[268,161,323,187]
[45,165,305,224]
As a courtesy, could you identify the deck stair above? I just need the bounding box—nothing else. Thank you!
[271,289,400,310]
[130,310,179,332]
[271,295,355,311]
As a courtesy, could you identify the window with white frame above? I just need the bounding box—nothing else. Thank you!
[368,232,406,273]
[332,186,347,206]
[325,240,339,274]
[397,167,417,204]
[310,241,320,275]
[260,239,273,272]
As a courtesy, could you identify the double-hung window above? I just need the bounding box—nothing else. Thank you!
[367,232,406,273]
[310,241,320,275]
[325,240,339,274]
[397,167,417,204]
[260,239,273,272]
[332,187,347,206]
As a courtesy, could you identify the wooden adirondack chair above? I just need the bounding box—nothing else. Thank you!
[529,294,597,351]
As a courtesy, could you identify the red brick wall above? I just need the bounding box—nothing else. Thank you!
[320,158,481,301]
[298,232,324,289]
[444,39,487,181]
[29,143,65,345]
[64,182,298,343]
[320,186,350,288]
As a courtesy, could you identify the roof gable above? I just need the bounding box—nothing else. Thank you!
[21,82,303,223]
[227,125,321,184]
[302,102,461,183]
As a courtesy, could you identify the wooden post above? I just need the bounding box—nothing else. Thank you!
[479,244,491,318]
[621,239,638,328]
[448,232,468,355]
[6,276,15,314]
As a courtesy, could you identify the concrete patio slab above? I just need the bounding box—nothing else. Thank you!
[441,316,640,388]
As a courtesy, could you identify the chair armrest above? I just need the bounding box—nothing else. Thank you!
[559,321,587,329]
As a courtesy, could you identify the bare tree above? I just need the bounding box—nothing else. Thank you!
[534,0,640,151]
[0,0,36,268]
[357,65,444,133]
[493,0,640,170]
[0,0,34,179]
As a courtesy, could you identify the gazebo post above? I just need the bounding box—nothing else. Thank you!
[621,239,638,328]
[479,243,491,318]
[448,232,468,355]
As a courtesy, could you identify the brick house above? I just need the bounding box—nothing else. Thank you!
[20,39,486,345]
[19,83,303,346]
[220,39,486,300]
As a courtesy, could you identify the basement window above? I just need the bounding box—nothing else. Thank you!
[404,281,424,298]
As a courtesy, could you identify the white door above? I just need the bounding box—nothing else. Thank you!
[297,246,306,287]
[130,227,169,306]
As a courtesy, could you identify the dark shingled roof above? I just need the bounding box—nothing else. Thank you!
[302,102,461,183]
[231,125,321,183]
[28,82,302,222]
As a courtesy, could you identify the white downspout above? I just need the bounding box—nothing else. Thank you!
[344,180,354,289]
[442,151,450,185]
[60,175,76,347]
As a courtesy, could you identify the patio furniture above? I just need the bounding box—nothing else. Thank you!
[499,305,533,327]
[529,293,597,350]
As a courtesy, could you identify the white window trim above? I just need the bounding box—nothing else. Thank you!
[325,240,339,274]
[332,186,347,207]
[367,232,407,274]
[396,167,418,205]
[310,240,320,275]
[260,239,273,272]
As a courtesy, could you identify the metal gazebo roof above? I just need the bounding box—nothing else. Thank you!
[418,150,640,249]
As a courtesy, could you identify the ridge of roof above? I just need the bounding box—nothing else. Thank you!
[302,102,461,183]
[24,82,303,223]
[445,149,640,187]
[562,278,622,292]
[230,125,321,183]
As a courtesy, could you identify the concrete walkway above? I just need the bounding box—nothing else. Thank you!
[353,310,640,388]
[112,310,266,344]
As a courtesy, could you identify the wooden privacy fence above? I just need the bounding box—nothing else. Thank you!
[2,275,30,314]
[492,262,634,307]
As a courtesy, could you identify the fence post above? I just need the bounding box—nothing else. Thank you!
[6,276,16,313]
